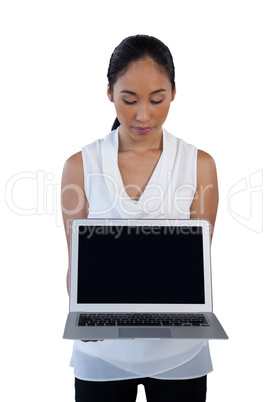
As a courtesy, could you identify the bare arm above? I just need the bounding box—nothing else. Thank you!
[61,151,88,294]
[190,150,219,239]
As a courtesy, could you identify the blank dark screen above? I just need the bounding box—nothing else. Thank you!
[77,225,205,304]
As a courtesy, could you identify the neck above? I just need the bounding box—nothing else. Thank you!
[118,126,163,152]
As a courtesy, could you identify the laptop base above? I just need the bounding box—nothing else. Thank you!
[63,312,228,340]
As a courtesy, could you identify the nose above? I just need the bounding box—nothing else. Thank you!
[136,102,151,123]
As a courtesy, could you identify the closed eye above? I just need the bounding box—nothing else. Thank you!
[151,99,164,104]
[123,99,164,105]
[123,100,136,105]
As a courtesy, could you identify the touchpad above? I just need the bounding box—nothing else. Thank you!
[119,327,171,338]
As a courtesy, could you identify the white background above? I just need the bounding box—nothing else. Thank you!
[1,1,267,401]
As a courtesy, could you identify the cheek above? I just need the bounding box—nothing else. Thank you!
[158,104,171,121]
[115,104,133,122]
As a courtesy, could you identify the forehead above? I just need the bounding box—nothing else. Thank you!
[114,59,172,92]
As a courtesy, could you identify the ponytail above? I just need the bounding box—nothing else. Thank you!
[111,117,121,131]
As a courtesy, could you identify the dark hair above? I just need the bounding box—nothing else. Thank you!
[107,35,175,130]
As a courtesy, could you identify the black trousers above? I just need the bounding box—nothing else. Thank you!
[75,376,207,402]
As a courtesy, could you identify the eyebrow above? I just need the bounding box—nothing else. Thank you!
[120,89,167,95]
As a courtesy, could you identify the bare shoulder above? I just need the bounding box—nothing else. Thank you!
[197,149,216,172]
[62,151,84,186]
[196,149,217,183]
[191,150,219,237]
[61,150,88,229]
[63,151,83,172]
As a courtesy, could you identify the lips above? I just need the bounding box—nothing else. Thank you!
[133,127,153,134]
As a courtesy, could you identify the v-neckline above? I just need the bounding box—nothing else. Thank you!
[101,127,178,218]
[116,132,164,204]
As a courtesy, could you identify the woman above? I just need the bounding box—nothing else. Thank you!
[61,34,218,402]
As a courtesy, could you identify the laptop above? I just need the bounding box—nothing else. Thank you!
[63,218,228,340]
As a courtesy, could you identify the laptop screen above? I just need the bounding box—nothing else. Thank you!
[77,225,205,305]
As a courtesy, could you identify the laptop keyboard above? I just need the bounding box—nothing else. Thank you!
[78,313,209,327]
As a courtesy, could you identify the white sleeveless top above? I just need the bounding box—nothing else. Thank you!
[70,127,213,381]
